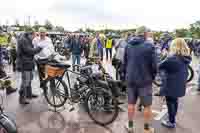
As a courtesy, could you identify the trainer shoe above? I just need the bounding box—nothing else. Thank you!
[125,123,135,133]
[161,120,176,128]
[144,127,155,133]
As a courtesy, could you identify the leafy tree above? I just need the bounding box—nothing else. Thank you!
[44,19,53,31]
[175,28,189,38]
[15,19,20,27]
[189,21,200,38]
[78,28,83,32]
[55,26,65,32]
[33,20,40,31]
[24,25,33,32]
[86,28,95,33]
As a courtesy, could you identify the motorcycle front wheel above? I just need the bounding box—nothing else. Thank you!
[85,87,119,126]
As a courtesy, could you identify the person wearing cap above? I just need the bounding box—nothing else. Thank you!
[16,30,43,105]
[34,27,55,60]
[123,26,157,133]
[160,32,173,56]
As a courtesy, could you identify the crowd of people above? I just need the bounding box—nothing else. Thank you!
[0,26,200,133]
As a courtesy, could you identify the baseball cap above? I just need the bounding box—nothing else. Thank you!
[39,27,47,33]
[135,26,151,36]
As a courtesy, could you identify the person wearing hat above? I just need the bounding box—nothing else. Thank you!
[17,30,43,104]
[34,27,55,60]
[160,32,173,55]
[123,26,157,133]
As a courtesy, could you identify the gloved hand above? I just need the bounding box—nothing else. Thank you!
[36,47,43,53]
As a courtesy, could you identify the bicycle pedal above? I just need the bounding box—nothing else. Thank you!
[69,107,75,112]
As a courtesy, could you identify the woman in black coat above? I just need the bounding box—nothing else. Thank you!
[159,38,191,128]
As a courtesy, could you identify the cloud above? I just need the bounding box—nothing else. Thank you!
[0,0,200,31]
[49,0,117,23]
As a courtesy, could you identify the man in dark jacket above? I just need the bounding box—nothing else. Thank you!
[16,32,42,104]
[123,26,157,133]
[70,35,83,71]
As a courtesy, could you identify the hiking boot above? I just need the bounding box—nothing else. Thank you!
[19,96,30,105]
[6,87,17,95]
[144,127,155,133]
[197,88,200,94]
[161,120,176,128]
[125,123,135,133]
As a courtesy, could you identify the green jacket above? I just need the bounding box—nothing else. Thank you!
[0,36,8,46]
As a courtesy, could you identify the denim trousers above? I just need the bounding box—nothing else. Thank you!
[72,54,81,65]
[98,48,104,61]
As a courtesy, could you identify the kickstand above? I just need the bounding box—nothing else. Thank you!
[118,106,126,112]
[68,101,75,112]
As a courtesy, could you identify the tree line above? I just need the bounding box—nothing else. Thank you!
[2,19,200,39]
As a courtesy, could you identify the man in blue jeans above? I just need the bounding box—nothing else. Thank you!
[70,35,83,71]
[123,26,157,133]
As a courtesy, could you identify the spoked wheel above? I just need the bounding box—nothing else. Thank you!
[85,87,119,126]
[187,65,194,83]
[43,78,68,108]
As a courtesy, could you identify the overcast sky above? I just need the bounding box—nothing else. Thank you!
[0,0,200,31]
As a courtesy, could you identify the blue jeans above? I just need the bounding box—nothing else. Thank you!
[72,55,81,65]
[98,48,104,61]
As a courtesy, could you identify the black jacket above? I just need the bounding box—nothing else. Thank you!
[16,34,41,71]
